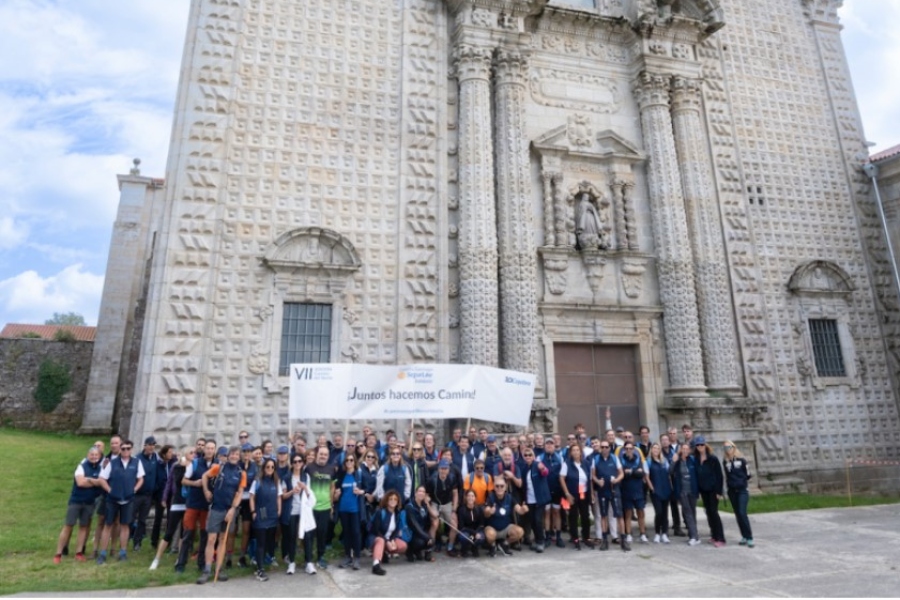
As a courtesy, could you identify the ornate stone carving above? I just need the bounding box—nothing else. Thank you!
[530,68,621,114]
[494,47,541,378]
[621,260,647,299]
[634,70,706,397]
[567,114,593,148]
[787,260,855,295]
[670,75,742,395]
[539,247,570,296]
[456,42,499,367]
[570,181,611,251]
[581,252,608,301]
[247,346,269,375]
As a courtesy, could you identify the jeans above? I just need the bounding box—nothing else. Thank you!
[651,494,669,535]
[700,489,725,542]
[728,487,753,540]
[339,511,362,559]
[254,527,277,570]
[668,495,682,531]
[286,514,314,564]
[313,510,330,561]
[679,492,699,540]
[526,503,546,544]
[132,494,152,544]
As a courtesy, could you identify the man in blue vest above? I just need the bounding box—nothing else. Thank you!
[132,436,163,552]
[537,438,564,548]
[97,440,144,564]
[54,446,103,564]
[177,440,216,573]
[197,446,246,584]
[591,438,626,551]
[483,480,527,556]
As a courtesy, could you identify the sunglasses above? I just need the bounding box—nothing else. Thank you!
[121,447,132,451]
[366,455,376,459]
[495,485,506,489]
[413,448,423,452]
[600,445,610,449]
[239,435,248,439]
[292,460,303,464]
[475,467,484,470]
[345,459,355,463]
[390,452,401,456]
[523,454,534,457]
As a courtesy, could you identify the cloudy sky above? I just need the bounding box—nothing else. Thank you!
[0,0,898,327]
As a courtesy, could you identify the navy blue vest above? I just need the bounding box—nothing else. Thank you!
[537,451,562,494]
[253,477,280,529]
[137,451,161,496]
[211,462,244,511]
[186,458,212,510]
[107,457,139,502]
[69,458,101,505]
[563,456,591,500]
[486,491,513,530]
[523,461,551,506]
[382,463,408,502]
[648,459,672,501]
[619,452,644,499]
[592,452,620,497]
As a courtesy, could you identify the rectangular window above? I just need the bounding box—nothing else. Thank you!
[809,319,846,377]
[279,303,332,376]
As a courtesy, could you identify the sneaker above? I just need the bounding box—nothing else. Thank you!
[75,552,86,562]
[673,528,686,537]
[196,571,210,585]
[739,537,748,546]
[218,571,229,582]
[488,545,496,558]
[175,564,185,573]
[713,540,726,548]
[338,557,353,569]
[352,558,360,570]
[661,534,670,544]
[447,548,459,557]
[621,539,631,552]
[149,558,159,571]
[574,539,581,550]
[118,550,128,562]
[599,537,608,551]
[226,557,233,569]
[747,539,755,548]
[653,534,661,543]
[625,534,633,543]
[372,563,386,576]
[133,542,141,552]
[584,539,595,549]
[269,557,278,568]
[500,542,511,555]
[97,552,107,565]
[688,538,701,546]
[256,569,269,582]
[639,534,649,544]
[555,535,565,549]
[305,562,317,574]
[535,543,544,553]
[287,561,296,574]
[317,558,328,570]
[238,555,248,568]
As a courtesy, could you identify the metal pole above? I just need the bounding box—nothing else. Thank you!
[863,162,900,299]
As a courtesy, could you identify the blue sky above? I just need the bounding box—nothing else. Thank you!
[0,0,898,327]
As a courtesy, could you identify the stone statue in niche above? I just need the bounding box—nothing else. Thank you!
[574,190,611,251]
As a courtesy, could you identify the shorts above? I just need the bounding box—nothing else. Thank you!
[490,525,514,540]
[206,508,237,535]
[431,502,454,525]
[622,495,646,512]
[183,508,209,531]
[65,502,95,527]
[597,492,623,519]
[95,496,107,517]
[104,499,134,525]
[549,489,563,507]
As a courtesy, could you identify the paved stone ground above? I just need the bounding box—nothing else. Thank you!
[16,504,900,598]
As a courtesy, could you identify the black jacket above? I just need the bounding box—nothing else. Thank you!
[404,499,432,542]
[696,453,724,495]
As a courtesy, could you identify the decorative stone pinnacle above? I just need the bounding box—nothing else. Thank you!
[130,158,141,175]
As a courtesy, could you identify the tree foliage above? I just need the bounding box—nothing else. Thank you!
[44,312,86,326]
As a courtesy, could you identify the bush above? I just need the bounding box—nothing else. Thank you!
[19,332,42,339]
[33,360,71,413]
[53,329,77,343]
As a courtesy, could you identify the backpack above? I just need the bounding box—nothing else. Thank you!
[466,471,490,489]
[180,457,201,499]
[398,509,412,543]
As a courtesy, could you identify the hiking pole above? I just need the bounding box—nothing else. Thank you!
[214,512,234,583]
[437,515,474,545]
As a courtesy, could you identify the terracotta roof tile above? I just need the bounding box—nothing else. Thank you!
[870,143,900,163]
[0,324,96,342]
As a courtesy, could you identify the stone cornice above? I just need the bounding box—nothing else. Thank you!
[444,0,548,17]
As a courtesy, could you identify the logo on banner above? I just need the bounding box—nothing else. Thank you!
[398,367,434,384]
[292,366,334,381]
[505,376,531,386]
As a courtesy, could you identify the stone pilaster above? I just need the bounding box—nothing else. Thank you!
[494,48,540,377]
[634,71,706,396]
[670,76,742,394]
[456,44,499,367]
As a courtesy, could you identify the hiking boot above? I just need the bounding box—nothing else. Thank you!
[555,535,565,549]
[338,557,353,569]
[218,571,229,582]
[317,558,329,570]
[535,542,544,553]
[599,537,609,551]
[255,569,269,582]
[621,538,631,552]
[372,563,386,576]
[352,558,360,570]
[239,555,248,568]
[196,571,210,585]
[488,545,496,557]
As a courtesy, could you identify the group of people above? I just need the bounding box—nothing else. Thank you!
[55,421,755,584]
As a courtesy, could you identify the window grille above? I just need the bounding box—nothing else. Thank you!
[808,319,846,377]
[279,303,332,376]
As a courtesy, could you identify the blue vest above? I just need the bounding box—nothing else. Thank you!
[563,456,591,500]
[137,451,161,496]
[107,457,139,502]
[186,458,213,510]
[648,459,672,501]
[486,492,514,530]
[253,477,280,529]
[671,456,699,498]
[211,462,244,511]
[451,448,475,475]
[69,459,101,505]
[483,449,501,475]
[537,451,562,494]
[619,452,645,499]
[592,453,620,497]
[523,461,551,506]
[382,463,409,502]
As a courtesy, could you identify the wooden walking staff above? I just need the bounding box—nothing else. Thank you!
[213,511,234,583]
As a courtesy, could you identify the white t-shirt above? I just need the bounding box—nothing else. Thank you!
[99,458,146,480]
[559,462,588,493]
[385,513,396,539]
[526,468,536,504]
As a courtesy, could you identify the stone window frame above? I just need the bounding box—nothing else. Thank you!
[259,227,361,392]
[788,260,859,390]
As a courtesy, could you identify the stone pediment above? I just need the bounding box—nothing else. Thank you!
[262,227,361,276]
[533,122,644,163]
[788,260,854,296]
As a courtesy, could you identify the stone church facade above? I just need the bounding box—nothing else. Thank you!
[82,0,900,491]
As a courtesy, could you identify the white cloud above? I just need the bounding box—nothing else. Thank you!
[0,264,104,326]
[0,217,28,250]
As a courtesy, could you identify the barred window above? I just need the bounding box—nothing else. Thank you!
[809,319,846,377]
[279,303,332,376]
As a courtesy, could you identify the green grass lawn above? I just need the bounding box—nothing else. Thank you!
[717,492,900,514]
[0,428,261,595]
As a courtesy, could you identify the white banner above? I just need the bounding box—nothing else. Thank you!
[289,364,536,426]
